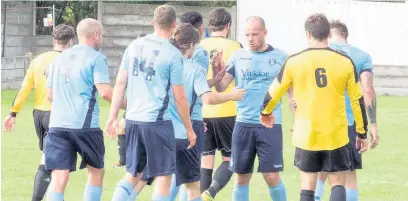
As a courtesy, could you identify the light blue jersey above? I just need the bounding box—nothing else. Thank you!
[330,42,373,126]
[191,45,209,70]
[47,44,110,129]
[121,34,184,122]
[226,45,288,124]
[170,59,211,139]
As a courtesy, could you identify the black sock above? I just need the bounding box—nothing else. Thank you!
[300,190,315,201]
[118,135,126,165]
[200,168,213,193]
[207,161,233,197]
[330,185,346,201]
[32,165,51,201]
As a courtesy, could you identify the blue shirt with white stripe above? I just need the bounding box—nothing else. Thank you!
[47,44,110,129]
[121,34,184,122]
[330,42,373,126]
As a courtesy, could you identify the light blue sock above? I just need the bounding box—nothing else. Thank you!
[178,185,188,201]
[127,190,138,201]
[315,179,325,201]
[346,188,358,201]
[47,191,64,201]
[269,180,287,201]
[233,184,249,201]
[152,194,170,201]
[111,180,134,201]
[189,197,202,201]
[84,184,102,201]
[169,175,180,201]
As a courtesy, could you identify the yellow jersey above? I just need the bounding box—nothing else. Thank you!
[10,50,61,114]
[262,48,367,151]
[200,36,242,118]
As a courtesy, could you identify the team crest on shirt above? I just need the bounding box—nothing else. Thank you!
[268,58,277,65]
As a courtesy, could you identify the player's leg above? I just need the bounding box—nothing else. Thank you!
[114,116,127,168]
[257,125,286,201]
[32,110,51,201]
[143,121,176,201]
[294,148,323,201]
[112,123,146,201]
[201,118,216,193]
[203,117,235,199]
[75,129,106,201]
[323,145,351,201]
[229,123,256,201]
[315,172,328,201]
[44,130,75,201]
[345,126,362,201]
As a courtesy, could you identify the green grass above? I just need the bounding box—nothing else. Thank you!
[2,90,408,201]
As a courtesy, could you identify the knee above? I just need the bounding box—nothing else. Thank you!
[222,156,230,162]
[236,174,251,186]
[88,167,104,184]
[262,172,281,186]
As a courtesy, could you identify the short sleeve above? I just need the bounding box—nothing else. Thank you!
[93,54,110,84]
[192,49,209,70]
[47,62,55,88]
[193,68,211,96]
[226,52,237,77]
[170,53,184,85]
[360,54,373,74]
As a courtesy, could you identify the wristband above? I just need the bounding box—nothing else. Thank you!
[357,133,367,139]
[9,112,17,117]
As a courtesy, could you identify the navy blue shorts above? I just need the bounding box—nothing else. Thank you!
[44,128,105,171]
[174,138,201,186]
[125,120,176,178]
[193,120,205,155]
[230,123,284,174]
[347,125,362,170]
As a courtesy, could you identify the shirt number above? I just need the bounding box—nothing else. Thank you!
[315,68,327,88]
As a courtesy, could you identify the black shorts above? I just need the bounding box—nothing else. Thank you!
[294,145,351,173]
[203,116,235,157]
[348,125,362,170]
[33,109,50,151]
[44,128,105,172]
[174,139,201,186]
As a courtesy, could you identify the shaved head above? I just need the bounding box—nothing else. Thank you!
[76,18,104,50]
[246,16,266,30]
[76,18,103,38]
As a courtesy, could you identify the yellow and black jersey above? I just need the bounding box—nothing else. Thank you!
[262,47,367,151]
[200,36,242,118]
[10,50,61,114]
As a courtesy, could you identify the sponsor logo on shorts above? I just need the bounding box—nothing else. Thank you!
[274,164,283,168]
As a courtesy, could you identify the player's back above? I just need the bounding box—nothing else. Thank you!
[48,44,109,129]
[288,48,357,150]
[329,42,372,126]
[191,45,209,70]
[28,51,60,111]
[125,34,183,122]
[199,37,242,118]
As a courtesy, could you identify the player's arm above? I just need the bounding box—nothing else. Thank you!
[213,51,235,92]
[171,54,196,148]
[9,63,35,116]
[261,63,292,116]
[347,63,368,144]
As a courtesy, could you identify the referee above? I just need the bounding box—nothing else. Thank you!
[3,24,75,201]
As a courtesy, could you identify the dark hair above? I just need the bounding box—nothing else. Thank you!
[171,23,200,53]
[208,8,231,32]
[330,20,348,39]
[52,24,75,45]
[154,5,177,30]
[304,13,330,41]
[180,11,203,29]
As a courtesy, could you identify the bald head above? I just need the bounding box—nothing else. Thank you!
[76,18,103,50]
[246,16,266,30]
[76,18,103,38]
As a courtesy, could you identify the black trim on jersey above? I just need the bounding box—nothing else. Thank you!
[261,45,274,53]
[227,66,235,77]
[358,96,368,134]
[189,92,198,116]
[360,68,373,75]
[239,42,244,48]
[156,79,171,121]
[83,86,97,128]
[276,60,288,84]
[261,93,273,116]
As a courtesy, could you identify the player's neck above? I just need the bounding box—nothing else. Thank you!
[154,30,172,40]
[53,45,66,52]
[211,31,228,38]
[308,39,329,48]
[331,36,347,44]
[78,38,97,49]
[253,43,269,52]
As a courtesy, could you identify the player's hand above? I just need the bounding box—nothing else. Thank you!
[211,51,224,74]
[186,129,197,149]
[204,122,208,133]
[260,114,275,128]
[229,87,246,101]
[3,115,16,132]
[105,118,118,140]
[369,124,379,149]
[356,136,368,153]
[214,64,227,82]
